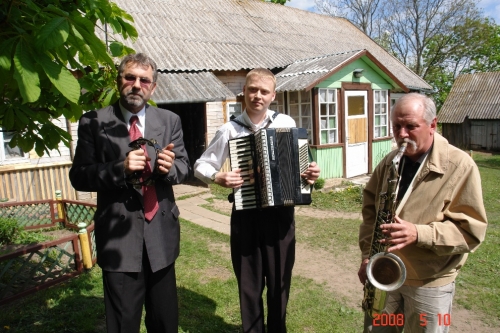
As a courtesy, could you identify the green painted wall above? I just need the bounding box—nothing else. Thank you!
[309,56,397,179]
[310,146,344,179]
[372,139,393,170]
[316,57,393,90]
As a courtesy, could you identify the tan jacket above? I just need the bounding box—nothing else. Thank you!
[359,133,488,287]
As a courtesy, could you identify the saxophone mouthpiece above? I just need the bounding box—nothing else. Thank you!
[393,141,407,168]
[396,141,408,158]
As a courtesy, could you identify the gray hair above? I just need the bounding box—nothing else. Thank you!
[117,53,158,82]
[393,93,436,125]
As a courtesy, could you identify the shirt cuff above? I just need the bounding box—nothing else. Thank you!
[415,224,433,249]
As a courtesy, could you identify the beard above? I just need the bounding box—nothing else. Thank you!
[122,91,146,108]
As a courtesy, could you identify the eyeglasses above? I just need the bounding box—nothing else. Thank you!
[122,74,154,88]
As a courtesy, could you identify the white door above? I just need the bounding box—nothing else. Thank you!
[345,91,368,178]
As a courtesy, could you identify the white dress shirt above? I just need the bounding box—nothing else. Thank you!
[194,109,296,184]
[120,103,147,137]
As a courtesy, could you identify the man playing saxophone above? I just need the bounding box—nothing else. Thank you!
[358,93,487,332]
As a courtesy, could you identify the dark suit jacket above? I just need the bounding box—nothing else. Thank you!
[69,103,191,273]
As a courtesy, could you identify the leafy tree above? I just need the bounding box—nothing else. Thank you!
[0,0,136,157]
[423,18,500,110]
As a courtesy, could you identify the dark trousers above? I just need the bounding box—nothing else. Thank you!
[230,206,296,333]
[102,246,178,333]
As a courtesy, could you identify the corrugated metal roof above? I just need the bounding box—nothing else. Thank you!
[438,72,500,123]
[275,51,357,92]
[107,0,431,91]
[153,71,235,103]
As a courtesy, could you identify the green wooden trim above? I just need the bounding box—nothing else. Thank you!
[372,139,393,170]
[315,56,399,91]
[310,146,343,179]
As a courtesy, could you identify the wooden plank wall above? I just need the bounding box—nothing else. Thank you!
[0,162,78,202]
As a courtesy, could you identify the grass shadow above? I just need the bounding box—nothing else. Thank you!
[0,271,106,333]
[178,286,240,333]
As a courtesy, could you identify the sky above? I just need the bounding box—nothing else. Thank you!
[285,0,500,23]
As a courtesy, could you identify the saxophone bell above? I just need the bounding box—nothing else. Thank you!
[366,252,406,292]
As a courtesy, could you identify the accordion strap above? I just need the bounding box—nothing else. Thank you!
[230,112,279,133]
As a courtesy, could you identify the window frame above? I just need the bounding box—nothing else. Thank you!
[227,101,242,120]
[286,90,312,142]
[318,88,339,145]
[373,90,390,139]
[0,130,27,164]
[270,92,285,113]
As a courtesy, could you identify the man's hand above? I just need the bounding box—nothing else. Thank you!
[379,216,418,251]
[213,169,245,188]
[301,161,320,184]
[157,143,175,174]
[124,148,149,175]
[358,258,369,284]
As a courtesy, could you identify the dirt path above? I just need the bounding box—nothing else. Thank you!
[211,199,497,332]
[294,208,495,332]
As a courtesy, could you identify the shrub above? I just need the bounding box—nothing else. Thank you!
[0,217,21,246]
[313,178,325,190]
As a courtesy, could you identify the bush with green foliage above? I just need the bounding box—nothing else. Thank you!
[0,217,21,246]
[313,178,325,190]
[0,217,58,248]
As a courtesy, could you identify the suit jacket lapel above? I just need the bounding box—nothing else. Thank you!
[145,105,167,158]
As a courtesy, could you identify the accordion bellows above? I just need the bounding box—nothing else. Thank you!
[229,127,312,210]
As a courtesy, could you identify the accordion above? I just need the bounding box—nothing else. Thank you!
[228,127,312,210]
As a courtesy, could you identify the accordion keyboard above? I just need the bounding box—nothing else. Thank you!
[228,127,312,210]
[228,136,259,210]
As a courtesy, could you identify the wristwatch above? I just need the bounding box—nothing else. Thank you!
[210,172,218,182]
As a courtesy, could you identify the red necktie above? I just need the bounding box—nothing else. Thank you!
[129,116,159,221]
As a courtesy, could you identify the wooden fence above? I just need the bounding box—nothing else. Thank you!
[0,162,97,202]
[0,199,97,305]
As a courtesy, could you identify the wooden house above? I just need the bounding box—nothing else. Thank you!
[439,72,500,151]
[1,0,432,201]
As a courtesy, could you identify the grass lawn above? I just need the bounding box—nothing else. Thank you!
[0,219,363,333]
[0,151,498,332]
[455,152,500,324]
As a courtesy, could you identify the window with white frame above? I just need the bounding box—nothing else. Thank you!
[318,88,338,144]
[270,92,284,113]
[288,90,312,141]
[374,90,389,138]
[227,102,242,120]
[0,130,25,163]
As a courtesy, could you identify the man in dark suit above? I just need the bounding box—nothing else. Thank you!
[70,53,191,333]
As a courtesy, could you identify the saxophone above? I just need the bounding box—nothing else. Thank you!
[362,142,407,318]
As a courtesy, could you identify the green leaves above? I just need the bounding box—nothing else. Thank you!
[71,14,114,66]
[1,0,138,156]
[13,41,41,103]
[36,53,81,104]
[424,18,500,111]
[35,17,70,51]
[109,41,135,57]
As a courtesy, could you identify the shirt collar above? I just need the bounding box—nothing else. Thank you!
[120,103,146,129]
[241,109,276,131]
